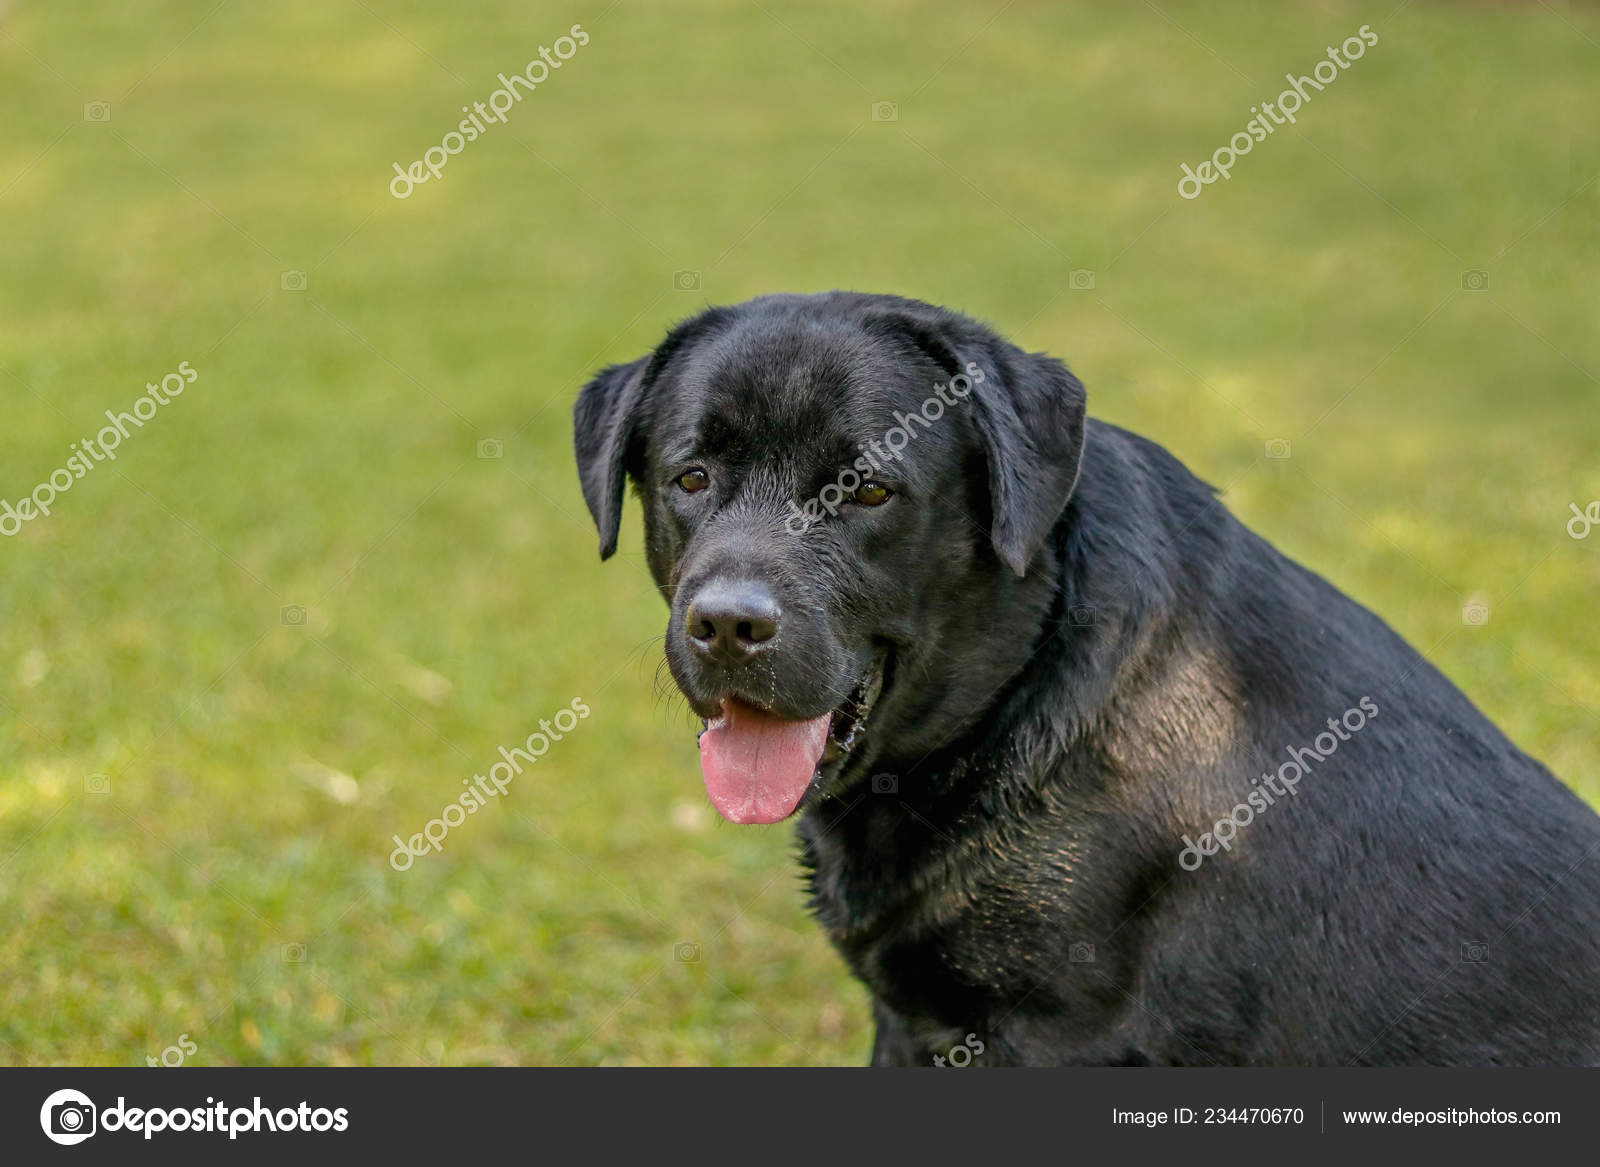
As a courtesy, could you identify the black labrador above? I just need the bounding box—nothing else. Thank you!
[572,291,1600,1066]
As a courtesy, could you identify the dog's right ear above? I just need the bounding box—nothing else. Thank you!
[573,308,735,559]
[573,356,650,560]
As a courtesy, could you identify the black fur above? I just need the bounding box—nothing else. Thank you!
[573,291,1600,1066]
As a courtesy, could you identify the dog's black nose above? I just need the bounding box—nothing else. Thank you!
[686,581,780,663]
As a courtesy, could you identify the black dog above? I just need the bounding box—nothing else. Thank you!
[573,291,1600,1066]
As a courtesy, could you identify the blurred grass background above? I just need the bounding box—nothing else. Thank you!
[1,0,1597,1065]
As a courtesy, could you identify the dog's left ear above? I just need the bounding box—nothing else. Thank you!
[868,306,1088,577]
[968,344,1088,577]
[573,356,650,560]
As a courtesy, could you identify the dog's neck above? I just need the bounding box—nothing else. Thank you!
[797,420,1237,957]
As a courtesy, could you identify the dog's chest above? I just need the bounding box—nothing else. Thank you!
[803,812,1089,1022]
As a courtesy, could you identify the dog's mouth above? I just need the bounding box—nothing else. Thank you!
[696,648,890,825]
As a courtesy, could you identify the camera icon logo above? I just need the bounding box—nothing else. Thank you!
[1265,438,1292,460]
[1068,269,1096,291]
[84,773,110,795]
[1461,269,1490,292]
[280,604,307,627]
[1069,941,1096,963]
[1068,604,1098,628]
[1461,597,1491,627]
[40,1088,97,1145]
[281,942,307,963]
[870,773,898,795]
[673,269,701,291]
[871,101,899,122]
[280,269,308,292]
[476,438,504,460]
[1461,941,1489,963]
[83,101,111,123]
[673,941,701,963]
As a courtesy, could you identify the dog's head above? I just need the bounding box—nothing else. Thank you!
[573,292,1086,823]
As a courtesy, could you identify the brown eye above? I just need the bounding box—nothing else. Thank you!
[854,481,893,507]
[677,468,709,493]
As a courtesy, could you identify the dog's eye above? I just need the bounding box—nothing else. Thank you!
[677,468,710,494]
[854,481,893,507]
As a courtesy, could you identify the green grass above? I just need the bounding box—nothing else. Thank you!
[2,0,1598,1065]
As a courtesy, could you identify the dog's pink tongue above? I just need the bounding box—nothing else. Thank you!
[700,700,831,824]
